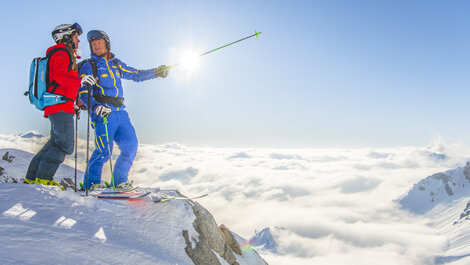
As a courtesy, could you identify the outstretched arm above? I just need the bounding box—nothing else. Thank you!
[115,59,169,82]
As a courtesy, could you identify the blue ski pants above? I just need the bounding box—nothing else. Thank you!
[83,110,138,188]
[26,112,74,181]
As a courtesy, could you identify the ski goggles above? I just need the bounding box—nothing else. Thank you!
[87,30,108,42]
[71,23,83,36]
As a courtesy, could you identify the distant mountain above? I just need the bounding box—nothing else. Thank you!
[17,131,44,139]
[399,162,470,214]
[249,227,280,253]
[400,162,470,264]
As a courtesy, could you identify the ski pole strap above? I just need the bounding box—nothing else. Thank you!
[93,94,124,108]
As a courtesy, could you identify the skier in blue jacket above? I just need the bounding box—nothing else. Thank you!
[79,30,169,191]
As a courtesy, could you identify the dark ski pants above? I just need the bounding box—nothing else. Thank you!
[83,110,138,188]
[26,112,74,181]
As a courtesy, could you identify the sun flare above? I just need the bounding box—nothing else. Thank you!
[179,51,200,72]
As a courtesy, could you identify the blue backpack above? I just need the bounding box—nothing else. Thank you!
[25,47,74,111]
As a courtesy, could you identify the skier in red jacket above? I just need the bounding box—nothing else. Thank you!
[25,23,97,186]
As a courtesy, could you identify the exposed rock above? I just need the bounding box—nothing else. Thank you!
[220,224,242,255]
[459,201,470,220]
[183,230,222,265]
[189,202,239,265]
[2,152,15,163]
[464,162,470,182]
[183,199,269,265]
[431,173,454,196]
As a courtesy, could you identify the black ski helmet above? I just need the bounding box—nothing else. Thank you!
[87,30,111,53]
[52,23,82,48]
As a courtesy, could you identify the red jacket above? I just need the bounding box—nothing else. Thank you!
[43,43,81,117]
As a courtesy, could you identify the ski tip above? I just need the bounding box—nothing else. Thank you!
[255,30,262,38]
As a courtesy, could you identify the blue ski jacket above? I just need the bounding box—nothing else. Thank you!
[78,53,157,113]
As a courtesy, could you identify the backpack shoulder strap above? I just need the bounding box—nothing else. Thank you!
[78,58,98,78]
[78,58,98,79]
[46,47,72,72]
[46,47,73,93]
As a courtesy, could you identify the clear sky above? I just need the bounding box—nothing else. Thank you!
[0,0,469,148]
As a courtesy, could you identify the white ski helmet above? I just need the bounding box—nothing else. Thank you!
[51,23,82,45]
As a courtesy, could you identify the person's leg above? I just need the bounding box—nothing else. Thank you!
[25,138,53,181]
[35,112,74,181]
[113,111,138,186]
[83,114,117,188]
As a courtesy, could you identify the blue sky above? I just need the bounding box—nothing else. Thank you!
[0,0,469,148]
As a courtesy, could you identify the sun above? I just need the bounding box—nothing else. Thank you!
[179,51,200,72]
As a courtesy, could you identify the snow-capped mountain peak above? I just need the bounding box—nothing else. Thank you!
[400,162,470,214]
[249,227,279,253]
[17,131,44,139]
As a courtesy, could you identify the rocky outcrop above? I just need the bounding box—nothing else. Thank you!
[184,202,240,265]
[431,173,454,196]
[182,200,270,265]
[183,229,222,265]
[2,151,15,163]
[220,224,242,255]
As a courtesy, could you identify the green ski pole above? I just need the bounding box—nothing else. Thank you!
[103,117,115,191]
[168,30,262,69]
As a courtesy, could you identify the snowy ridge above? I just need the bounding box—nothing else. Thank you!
[0,184,199,264]
[400,162,470,214]
[0,148,81,189]
[399,162,470,264]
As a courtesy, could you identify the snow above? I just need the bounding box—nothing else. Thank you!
[0,148,79,184]
[399,163,470,264]
[400,164,470,214]
[0,183,199,264]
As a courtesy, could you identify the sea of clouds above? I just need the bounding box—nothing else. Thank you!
[2,132,470,265]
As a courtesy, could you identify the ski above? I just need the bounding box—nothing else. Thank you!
[153,193,208,203]
[95,187,138,194]
[91,191,151,199]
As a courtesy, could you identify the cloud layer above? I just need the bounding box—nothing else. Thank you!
[3,132,470,264]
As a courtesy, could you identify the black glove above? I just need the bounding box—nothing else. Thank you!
[95,105,112,117]
[154,65,169,78]
[74,104,81,119]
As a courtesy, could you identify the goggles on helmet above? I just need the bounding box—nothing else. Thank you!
[72,23,83,36]
[87,30,107,42]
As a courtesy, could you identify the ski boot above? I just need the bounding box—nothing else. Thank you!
[115,181,134,192]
